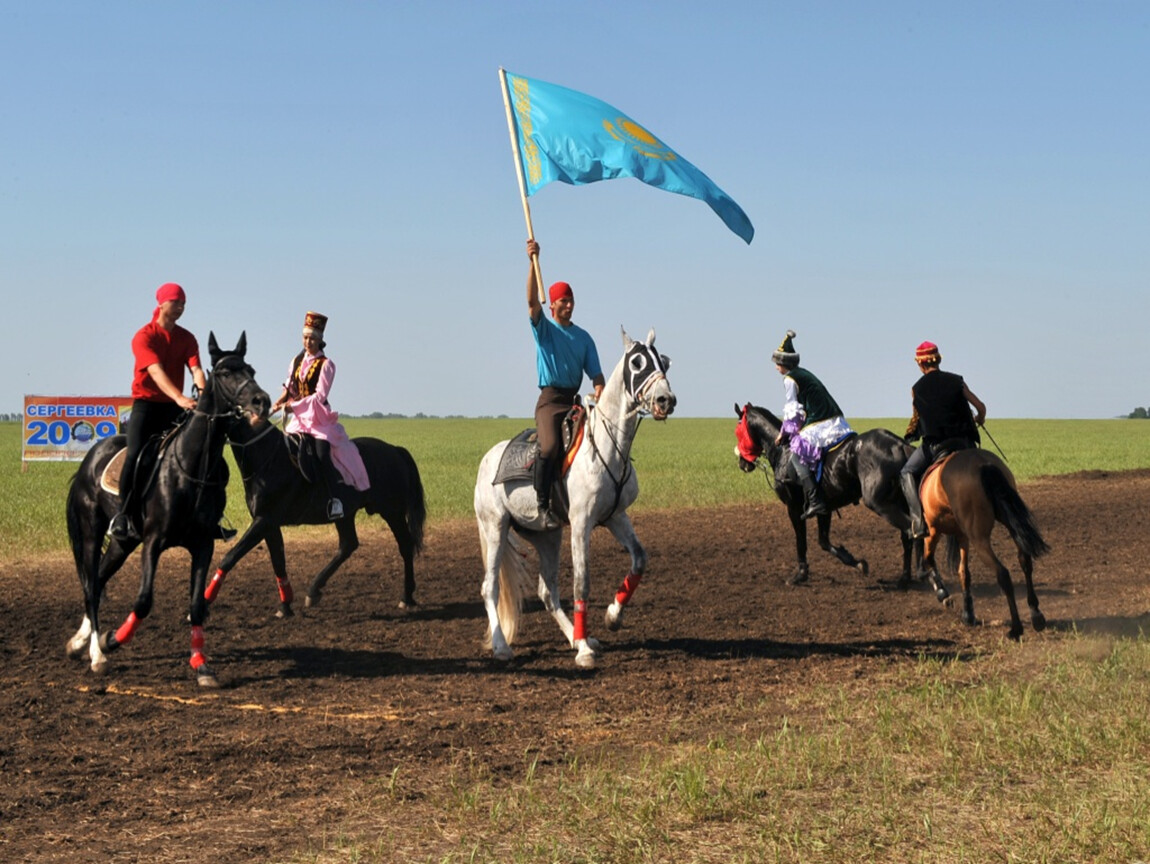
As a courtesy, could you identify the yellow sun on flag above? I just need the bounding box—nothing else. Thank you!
[603,117,678,161]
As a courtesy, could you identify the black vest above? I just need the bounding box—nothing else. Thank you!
[911,370,979,446]
[786,367,843,425]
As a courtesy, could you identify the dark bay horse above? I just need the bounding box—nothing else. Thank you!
[914,447,1049,640]
[204,418,426,617]
[65,333,271,686]
[735,403,920,585]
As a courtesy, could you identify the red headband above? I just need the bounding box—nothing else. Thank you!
[548,281,573,304]
[156,282,186,305]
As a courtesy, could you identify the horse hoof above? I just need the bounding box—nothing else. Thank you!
[275,603,294,619]
[857,560,869,577]
[575,647,596,670]
[1031,612,1047,632]
[786,572,809,586]
[90,658,109,676]
[197,667,221,688]
[398,598,417,611]
[604,602,623,631]
[66,638,86,660]
[1007,625,1023,641]
[492,645,514,662]
[304,593,320,608]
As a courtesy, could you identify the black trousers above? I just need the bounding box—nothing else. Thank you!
[119,399,183,505]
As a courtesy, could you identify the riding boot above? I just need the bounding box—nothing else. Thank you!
[533,455,560,529]
[792,455,828,520]
[899,471,927,539]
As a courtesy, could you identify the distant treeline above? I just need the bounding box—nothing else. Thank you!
[1129,407,1150,419]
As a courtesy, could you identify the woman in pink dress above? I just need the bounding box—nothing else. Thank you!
[271,311,370,520]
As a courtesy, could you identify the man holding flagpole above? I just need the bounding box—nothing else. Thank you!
[525,238,604,527]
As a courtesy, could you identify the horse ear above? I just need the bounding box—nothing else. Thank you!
[646,328,656,346]
[735,402,743,418]
[660,354,671,371]
[236,331,247,357]
[208,332,221,365]
[620,325,634,349]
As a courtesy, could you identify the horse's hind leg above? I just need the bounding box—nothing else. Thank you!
[921,532,950,602]
[1018,550,1045,632]
[816,513,869,577]
[602,512,648,632]
[957,542,979,628]
[532,530,573,644]
[973,538,1023,640]
[305,520,360,608]
[381,512,417,609]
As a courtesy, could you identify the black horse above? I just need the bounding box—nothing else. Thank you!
[65,333,271,687]
[734,402,921,585]
[204,417,426,617]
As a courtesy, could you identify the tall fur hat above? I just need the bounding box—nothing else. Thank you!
[771,329,799,368]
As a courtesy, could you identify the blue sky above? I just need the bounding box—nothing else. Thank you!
[3,1,1147,419]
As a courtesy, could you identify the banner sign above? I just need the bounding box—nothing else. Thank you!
[22,395,133,462]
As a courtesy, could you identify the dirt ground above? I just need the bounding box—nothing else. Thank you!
[2,470,1149,862]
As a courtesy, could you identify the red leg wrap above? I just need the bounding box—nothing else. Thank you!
[115,612,140,646]
[204,568,227,603]
[277,578,293,605]
[573,599,586,642]
[614,572,643,606]
[190,625,207,670]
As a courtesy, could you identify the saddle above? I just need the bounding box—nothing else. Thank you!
[918,439,976,491]
[283,433,323,484]
[492,404,587,487]
[98,428,176,497]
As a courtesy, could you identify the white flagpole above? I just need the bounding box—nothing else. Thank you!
[500,67,545,304]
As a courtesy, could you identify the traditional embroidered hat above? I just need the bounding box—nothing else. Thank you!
[915,340,941,364]
[303,311,328,336]
[155,282,186,305]
[771,329,799,368]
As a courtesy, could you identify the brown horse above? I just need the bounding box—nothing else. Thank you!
[915,447,1050,640]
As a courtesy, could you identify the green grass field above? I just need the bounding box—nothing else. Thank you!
[5,417,1149,562]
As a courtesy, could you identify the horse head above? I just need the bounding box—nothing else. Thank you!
[206,331,271,429]
[620,327,676,420]
[734,402,783,473]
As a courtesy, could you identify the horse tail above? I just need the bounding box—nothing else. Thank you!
[397,447,426,555]
[65,471,85,574]
[980,465,1051,559]
[481,529,533,649]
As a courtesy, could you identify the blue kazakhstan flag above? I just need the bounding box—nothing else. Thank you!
[503,70,754,244]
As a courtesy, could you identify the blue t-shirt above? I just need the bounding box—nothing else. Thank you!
[531,315,602,389]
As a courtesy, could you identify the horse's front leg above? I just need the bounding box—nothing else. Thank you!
[568,515,598,669]
[187,539,220,688]
[305,519,360,608]
[816,513,868,577]
[788,505,810,585]
[100,537,163,656]
[602,511,648,632]
[206,516,274,605]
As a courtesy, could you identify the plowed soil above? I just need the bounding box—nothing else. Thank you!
[3,470,1148,862]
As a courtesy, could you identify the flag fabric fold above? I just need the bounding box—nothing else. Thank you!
[504,71,754,244]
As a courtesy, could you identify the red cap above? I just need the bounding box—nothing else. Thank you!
[155,282,186,305]
[548,281,573,304]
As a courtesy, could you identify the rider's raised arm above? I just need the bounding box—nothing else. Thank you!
[526,238,542,323]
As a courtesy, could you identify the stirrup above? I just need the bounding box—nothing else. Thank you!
[327,498,344,520]
[108,513,138,540]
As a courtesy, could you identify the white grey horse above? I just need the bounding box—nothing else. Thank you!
[474,328,676,669]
